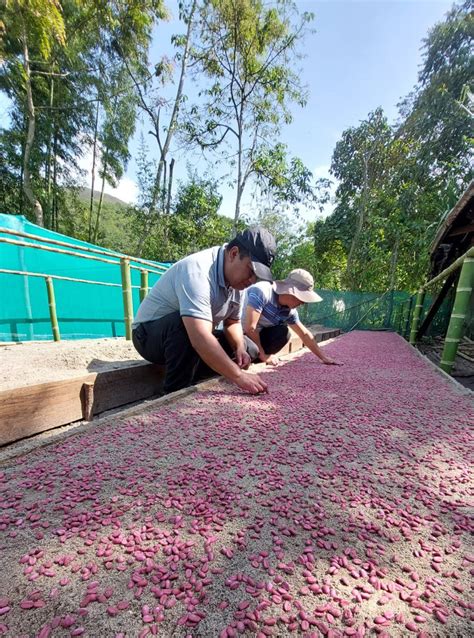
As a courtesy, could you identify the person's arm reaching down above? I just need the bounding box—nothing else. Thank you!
[243,306,279,366]
[289,321,339,364]
[223,318,250,369]
[182,316,268,393]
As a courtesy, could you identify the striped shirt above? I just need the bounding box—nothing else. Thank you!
[243,281,299,331]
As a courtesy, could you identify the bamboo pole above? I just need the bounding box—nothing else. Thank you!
[140,270,149,303]
[0,268,123,287]
[439,255,474,374]
[0,226,169,272]
[403,296,414,339]
[45,276,60,342]
[120,258,133,340]
[394,302,403,333]
[422,247,474,290]
[0,236,166,275]
[409,289,426,344]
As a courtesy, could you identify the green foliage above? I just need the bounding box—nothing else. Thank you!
[185,0,313,224]
[399,1,473,182]
[129,139,233,261]
[307,2,473,295]
[0,0,165,230]
[165,175,233,260]
[4,0,66,60]
[253,143,330,215]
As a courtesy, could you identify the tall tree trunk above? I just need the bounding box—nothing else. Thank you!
[52,132,58,231]
[135,0,196,254]
[385,235,399,328]
[345,151,370,289]
[19,115,25,216]
[45,76,55,229]
[388,235,399,291]
[166,158,175,215]
[93,152,108,243]
[21,25,43,226]
[89,100,100,241]
[233,105,245,234]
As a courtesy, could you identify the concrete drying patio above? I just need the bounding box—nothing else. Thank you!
[0,331,472,637]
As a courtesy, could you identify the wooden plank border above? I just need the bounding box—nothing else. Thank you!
[0,329,340,446]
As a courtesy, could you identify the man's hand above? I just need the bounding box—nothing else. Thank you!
[264,354,280,366]
[322,357,341,365]
[234,347,251,369]
[233,370,268,394]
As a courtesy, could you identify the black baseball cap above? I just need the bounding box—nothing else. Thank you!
[233,226,276,282]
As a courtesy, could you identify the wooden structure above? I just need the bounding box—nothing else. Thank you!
[409,182,474,375]
[415,182,474,341]
[430,180,474,278]
[0,328,340,446]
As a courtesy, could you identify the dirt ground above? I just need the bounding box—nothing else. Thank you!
[0,326,332,392]
[417,337,474,392]
[0,332,472,638]
[0,338,142,391]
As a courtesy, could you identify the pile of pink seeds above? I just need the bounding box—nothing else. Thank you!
[0,331,472,637]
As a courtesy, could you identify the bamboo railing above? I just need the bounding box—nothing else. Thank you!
[409,246,474,374]
[0,227,169,342]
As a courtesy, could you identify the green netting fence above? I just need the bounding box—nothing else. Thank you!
[1,214,463,343]
[299,288,455,338]
[0,214,170,342]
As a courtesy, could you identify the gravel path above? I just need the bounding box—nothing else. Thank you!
[0,331,472,638]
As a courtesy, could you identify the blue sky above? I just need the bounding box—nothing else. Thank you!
[86,1,455,219]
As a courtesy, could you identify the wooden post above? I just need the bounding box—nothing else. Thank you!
[120,258,133,340]
[45,276,60,342]
[417,271,458,340]
[80,382,95,421]
[440,255,474,374]
[409,289,426,344]
[140,269,149,303]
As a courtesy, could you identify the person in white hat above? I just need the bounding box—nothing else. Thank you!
[242,268,339,366]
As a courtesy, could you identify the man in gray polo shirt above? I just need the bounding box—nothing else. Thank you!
[132,227,276,394]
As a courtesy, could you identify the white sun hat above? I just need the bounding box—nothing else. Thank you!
[274,268,322,303]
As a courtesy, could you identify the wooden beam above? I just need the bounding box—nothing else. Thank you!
[0,362,166,446]
[417,271,458,340]
[0,330,340,447]
[447,222,474,238]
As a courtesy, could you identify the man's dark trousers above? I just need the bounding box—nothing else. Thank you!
[258,324,291,356]
[132,312,259,394]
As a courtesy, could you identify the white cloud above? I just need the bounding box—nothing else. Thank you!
[105,175,139,204]
[76,147,138,204]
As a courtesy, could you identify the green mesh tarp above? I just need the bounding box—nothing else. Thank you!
[0,214,170,342]
[299,288,455,337]
[0,214,461,342]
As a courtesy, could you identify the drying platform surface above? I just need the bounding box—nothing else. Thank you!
[0,331,472,637]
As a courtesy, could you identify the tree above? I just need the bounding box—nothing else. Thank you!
[185,0,313,228]
[0,0,165,232]
[398,1,473,185]
[329,108,393,290]
[128,137,233,261]
[2,0,66,225]
[167,174,233,260]
[124,0,197,253]
[253,142,330,217]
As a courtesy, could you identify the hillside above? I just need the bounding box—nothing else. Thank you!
[71,188,132,253]
[77,188,129,208]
